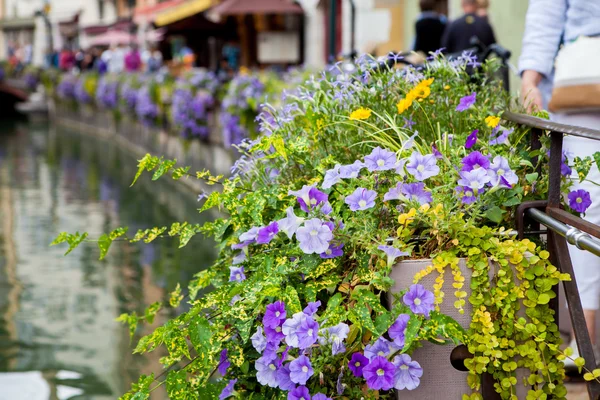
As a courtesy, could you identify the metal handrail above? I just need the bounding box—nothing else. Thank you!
[503,110,600,140]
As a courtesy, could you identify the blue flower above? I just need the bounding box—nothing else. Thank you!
[229,266,246,282]
[251,326,267,353]
[364,147,398,172]
[345,188,377,211]
[218,349,230,375]
[289,355,314,385]
[255,356,279,387]
[277,207,304,240]
[401,182,433,205]
[388,314,410,348]
[406,152,440,181]
[257,221,279,244]
[296,218,333,254]
[219,379,237,400]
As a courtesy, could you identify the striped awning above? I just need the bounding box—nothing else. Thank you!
[155,0,214,27]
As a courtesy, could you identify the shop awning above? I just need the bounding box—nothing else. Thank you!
[88,30,138,47]
[154,0,214,27]
[133,0,186,24]
[209,0,303,16]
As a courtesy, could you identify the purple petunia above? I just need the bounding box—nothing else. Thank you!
[239,227,260,243]
[339,160,365,179]
[432,144,443,159]
[384,182,406,201]
[318,323,350,355]
[348,352,370,377]
[282,312,306,347]
[232,251,247,265]
[364,337,394,360]
[289,185,329,213]
[264,301,287,328]
[288,386,311,400]
[345,188,377,211]
[457,169,491,194]
[251,326,267,353]
[487,156,518,188]
[276,363,296,390]
[296,218,333,254]
[219,349,230,376]
[388,314,411,348]
[461,151,490,171]
[295,315,320,349]
[257,221,279,244]
[401,182,433,205]
[363,356,395,390]
[219,379,237,400]
[320,242,344,259]
[456,186,478,204]
[322,165,342,189]
[312,394,332,400]
[393,354,423,390]
[278,207,305,240]
[229,266,246,282]
[256,356,280,387]
[289,355,314,385]
[378,245,410,267]
[465,129,478,149]
[403,284,435,317]
[561,152,573,177]
[568,189,592,213]
[303,301,322,316]
[406,152,440,181]
[364,147,398,171]
[264,324,285,344]
[490,128,512,146]
[456,92,477,112]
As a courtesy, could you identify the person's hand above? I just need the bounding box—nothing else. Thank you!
[521,70,544,113]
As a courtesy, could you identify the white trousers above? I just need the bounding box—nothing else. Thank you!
[556,113,600,310]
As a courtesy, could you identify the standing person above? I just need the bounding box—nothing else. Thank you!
[125,45,142,72]
[222,40,240,72]
[519,0,600,369]
[476,0,490,21]
[413,0,447,55]
[23,43,33,65]
[59,46,74,71]
[441,0,496,54]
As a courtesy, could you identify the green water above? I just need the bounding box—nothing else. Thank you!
[0,118,217,400]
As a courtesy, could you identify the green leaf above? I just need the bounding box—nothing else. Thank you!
[189,317,212,355]
[172,166,190,180]
[65,232,88,255]
[153,159,177,181]
[98,234,112,260]
[485,206,505,223]
[375,311,394,334]
[402,316,423,352]
[349,303,379,335]
[51,232,68,246]
[525,173,539,184]
[537,293,550,304]
[169,284,184,308]
[200,192,221,212]
[272,136,288,161]
[284,286,302,314]
[131,154,159,187]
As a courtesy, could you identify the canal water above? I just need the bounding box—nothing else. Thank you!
[0,117,217,400]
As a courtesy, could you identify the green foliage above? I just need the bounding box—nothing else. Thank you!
[50,231,88,255]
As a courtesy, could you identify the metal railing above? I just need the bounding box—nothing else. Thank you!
[504,110,600,399]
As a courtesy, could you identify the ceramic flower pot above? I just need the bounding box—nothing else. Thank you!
[389,258,529,399]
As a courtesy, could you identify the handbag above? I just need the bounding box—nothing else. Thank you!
[549,36,600,113]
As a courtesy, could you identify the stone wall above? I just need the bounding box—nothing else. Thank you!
[49,101,234,195]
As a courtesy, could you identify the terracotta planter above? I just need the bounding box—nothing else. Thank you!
[389,259,529,399]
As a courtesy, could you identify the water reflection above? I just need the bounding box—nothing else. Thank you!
[0,119,217,399]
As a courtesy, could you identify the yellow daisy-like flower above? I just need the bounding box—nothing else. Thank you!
[397,98,413,114]
[349,107,372,121]
[411,85,431,99]
[485,115,501,128]
[418,78,435,88]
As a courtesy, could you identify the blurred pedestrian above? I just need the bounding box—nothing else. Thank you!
[222,40,240,71]
[519,0,600,369]
[476,0,490,21]
[413,0,447,55]
[125,45,142,72]
[23,43,33,65]
[59,46,75,71]
[441,0,496,54]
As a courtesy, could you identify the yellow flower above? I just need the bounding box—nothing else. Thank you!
[396,98,413,114]
[349,107,372,121]
[239,66,250,76]
[485,115,501,128]
[444,85,451,90]
[411,85,431,99]
[417,78,434,88]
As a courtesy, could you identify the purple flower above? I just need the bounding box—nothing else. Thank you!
[336,369,345,394]
[320,242,344,259]
[403,284,435,317]
[456,92,476,112]
[256,356,280,387]
[345,188,377,211]
[388,314,410,348]
[219,379,237,400]
[569,189,592,213]
[562,152,572,176]
[339,161,365,178]
[232,251,246,265]
[461,151,490,171]
[490,128,512,146]
[393,354,423,390]
[318,323,350,355]
[432,144,443,159]
[289,185,329,213]
[282,312,305,347]
[457,169,491,194]
[456,186,478,204]
[322,165,342,189]
[363,356,395,390]
[296,218,333,254]
[295,316,319,349]
[303,301,321,316]
[465,129,478,149]
[401,182,433,205]
[251,326,267,352]
[364,147,398,171]
[257,221,279,244]
[406,152,440,181]
[219,349,230,375]
[384,183,406,201]
[349,353,370,377]
[264,323,285,344]
[229,266,246,282]
[289,355,314,385]
[378,245,410,267]
[288,386,311,400]
[487,156,518,187]
[364,337,393,360]
[263,341,280,362]
[403,117,416,130]
[239,227,260,242]
[278,207,304,240]
[277,363,296,390]
[312,394,331,400]
[264,301,287,329]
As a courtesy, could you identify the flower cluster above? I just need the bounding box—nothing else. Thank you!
[95,76,119,110]
[135,84,159,127]
[171,86,214,140]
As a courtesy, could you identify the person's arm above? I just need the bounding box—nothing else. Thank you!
[441,22,453,53]
[518,0,567,111]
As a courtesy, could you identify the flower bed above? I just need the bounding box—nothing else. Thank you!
[53,52,600,399]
